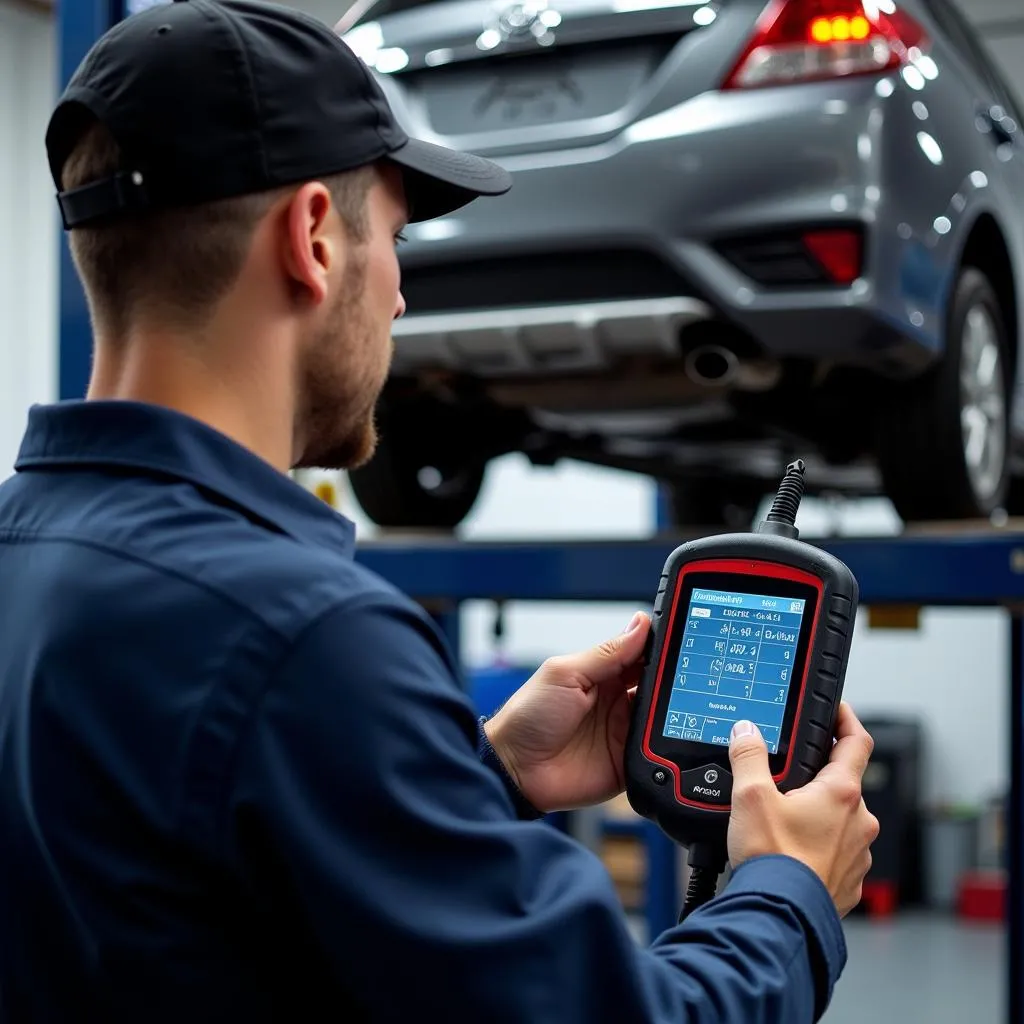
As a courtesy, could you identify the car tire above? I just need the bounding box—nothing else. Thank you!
[876,266,1011,523]
[347,417,486,530]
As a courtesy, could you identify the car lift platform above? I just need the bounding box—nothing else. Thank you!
[356,524,1024,1023]
[356,524,1024,606]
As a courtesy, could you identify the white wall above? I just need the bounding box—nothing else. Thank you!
[0,0,57,475]
[0,0,1019,807]
[969,0,1024,111]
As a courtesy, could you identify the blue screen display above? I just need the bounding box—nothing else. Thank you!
[661,587,806,755]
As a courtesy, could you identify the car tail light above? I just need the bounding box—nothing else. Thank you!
[723,0,928,90]
[803,229,862,284]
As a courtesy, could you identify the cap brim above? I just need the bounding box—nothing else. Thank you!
[386,137,512,223]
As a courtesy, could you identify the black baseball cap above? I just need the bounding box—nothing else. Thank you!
[46,0,512,229]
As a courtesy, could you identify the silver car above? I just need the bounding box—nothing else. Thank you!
[339,0,1024,530]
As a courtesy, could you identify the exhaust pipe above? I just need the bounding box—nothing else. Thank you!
[683,344,740,387]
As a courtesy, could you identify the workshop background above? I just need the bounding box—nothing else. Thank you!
[1,0,1022,1022]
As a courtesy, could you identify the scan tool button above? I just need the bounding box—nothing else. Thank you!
[680,764,732,806]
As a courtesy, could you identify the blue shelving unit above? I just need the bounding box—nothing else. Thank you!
[56,4,1021,1021]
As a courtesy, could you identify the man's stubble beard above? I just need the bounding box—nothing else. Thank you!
[293,247,389,472]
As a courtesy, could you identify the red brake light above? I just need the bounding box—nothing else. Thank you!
[723,0,929,90]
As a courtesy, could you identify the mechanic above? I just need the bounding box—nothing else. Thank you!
[0,2,879,1021]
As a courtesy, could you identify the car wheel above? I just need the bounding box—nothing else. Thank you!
[348,416,486,530]
[664,478,763,531]
[876,267,1011,522]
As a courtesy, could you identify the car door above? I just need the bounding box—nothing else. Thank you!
[918,0,1024,214]
[924,0,1022,141]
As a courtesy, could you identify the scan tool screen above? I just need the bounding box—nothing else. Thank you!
[661,588,806,755]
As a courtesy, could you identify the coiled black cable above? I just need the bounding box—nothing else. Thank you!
[678,843,728,922]
[765,459,806,527]
[756,459,806,541]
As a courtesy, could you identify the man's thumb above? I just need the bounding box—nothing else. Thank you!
[728,721,771,784]
[599,611,649,665]
[553,612,650,684]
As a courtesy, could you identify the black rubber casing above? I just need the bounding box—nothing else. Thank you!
[624,532,859,848]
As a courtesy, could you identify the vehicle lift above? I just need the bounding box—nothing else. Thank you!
[57,6,1020,1024]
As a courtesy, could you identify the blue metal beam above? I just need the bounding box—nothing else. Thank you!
[355,529,1024,606]
[57,0,128,401]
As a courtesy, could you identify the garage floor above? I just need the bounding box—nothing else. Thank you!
[824,913,1005,1024]
[628,911,1004,1022]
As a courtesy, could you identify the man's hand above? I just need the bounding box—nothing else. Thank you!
[483,612,651,814]
[727,702,881,916]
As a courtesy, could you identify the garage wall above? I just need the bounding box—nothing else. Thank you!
[969,0,1024,103]
[0,0,57,476]
[0,0,1017,806]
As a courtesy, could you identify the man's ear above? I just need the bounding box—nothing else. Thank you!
[281,181,344,307]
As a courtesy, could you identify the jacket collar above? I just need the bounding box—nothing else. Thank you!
[14,400,357,556]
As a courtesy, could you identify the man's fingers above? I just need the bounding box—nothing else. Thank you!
[728,720,773,795]
[825,702,874,780]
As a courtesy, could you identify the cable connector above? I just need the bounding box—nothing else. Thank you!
[756,459,806,540]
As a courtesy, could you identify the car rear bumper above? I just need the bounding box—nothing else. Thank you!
[390,297,710,376]
[392,77,938,378]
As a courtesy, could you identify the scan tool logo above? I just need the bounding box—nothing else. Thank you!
[704,769,719,785]
[496,1,562,45]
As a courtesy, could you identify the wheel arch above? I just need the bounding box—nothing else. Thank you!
[955,211,1019,381]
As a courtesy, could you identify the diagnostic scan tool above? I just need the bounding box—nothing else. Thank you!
[624,461,859,918]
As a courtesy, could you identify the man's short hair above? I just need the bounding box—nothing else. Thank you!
[62,119,375,338]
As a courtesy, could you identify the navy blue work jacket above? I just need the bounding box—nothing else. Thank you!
[0,400,846,1022]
